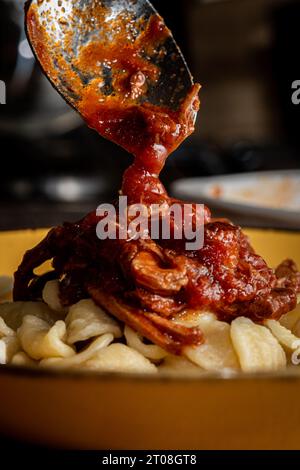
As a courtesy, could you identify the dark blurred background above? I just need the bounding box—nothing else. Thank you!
[0,0,300,229]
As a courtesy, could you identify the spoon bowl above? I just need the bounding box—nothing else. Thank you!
[25,0,194,114]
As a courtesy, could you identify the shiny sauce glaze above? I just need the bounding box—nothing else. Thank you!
[14,4,300,354]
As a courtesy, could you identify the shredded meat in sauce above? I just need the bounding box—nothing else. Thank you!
[14,4,300,355]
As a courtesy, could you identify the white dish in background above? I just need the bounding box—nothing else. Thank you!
[171,170,300,228]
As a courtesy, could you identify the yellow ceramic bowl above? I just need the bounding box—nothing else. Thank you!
[0,228,300,450]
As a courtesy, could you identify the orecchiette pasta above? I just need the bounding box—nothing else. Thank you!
[291,348,300,365]
[40,333,114,368]
[0,317,20,364]
[65,299,122,344]
[279,304,300,332]
[158,355,202,375]
[264,319,300,351]
[0,335,20,364]
[0,277,300,374]
[42,280,67,315]
[11,351,37,367]
[173,310,216,328]
[0,317,14,338]
[85,343,157,374]
[293,319,300,338]
[184,314,239,371]
[0,340,6,364]
[231,317,286,372]
[18,315,75,360]
[124,325,168,361]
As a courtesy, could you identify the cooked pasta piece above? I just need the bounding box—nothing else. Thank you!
[0,333,20,364]
[1,295,300,372]
[65,299,122,344]
[17,315,75,360]
[264,319,300,350]
[124,325,168,361]
[85,343,157,374]
[173,310,215,328]
[0,301,61,331]
[231,317,286,372]
[291,348,300,365]
[0,317,14,338]
[279,304,300,332]
[0,317,20,363]
[0,340,6,364]
[158,354,202,375]
[42,280,67,314]
[293,319,300,338]
[11,351,37,367]
[40,333,114,368]
[183,313,240,371]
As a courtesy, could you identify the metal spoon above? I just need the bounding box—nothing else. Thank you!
[25,0,194,115]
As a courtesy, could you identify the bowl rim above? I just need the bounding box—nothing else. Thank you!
[1,363,300,383]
